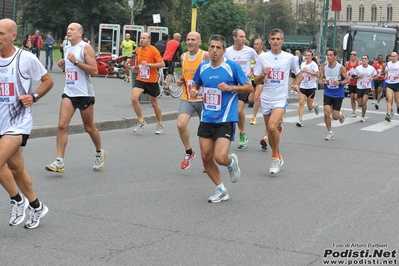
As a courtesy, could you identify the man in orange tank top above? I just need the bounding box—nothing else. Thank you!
[345,50,361,117]
[177,31,209,170]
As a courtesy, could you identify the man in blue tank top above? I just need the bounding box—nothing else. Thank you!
[319,48,350,140]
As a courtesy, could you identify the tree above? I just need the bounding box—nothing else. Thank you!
[265,0,295,35]
[201,0,246,44]
[297,0,322,37]
[19,0,130,43]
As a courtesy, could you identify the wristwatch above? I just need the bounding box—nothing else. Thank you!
[31,93,39,102]
[74,60,79,66]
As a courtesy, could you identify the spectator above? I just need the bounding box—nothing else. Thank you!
[30,29,43,59]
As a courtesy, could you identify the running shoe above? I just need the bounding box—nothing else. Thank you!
[181,152,196,170]
[349,112,357,118]
[238,132,248,149]
[385,115,391,122]
[308,107,313,112]
[9,197,28,226]
[250,117,257,125]
[277,118,283,134]
[375,103,379,110]
[155,124,164,135]
[228,153,240,183]
[260,136,268,150]
[24,203,49,229]
[164,88,170,96]
[45,160,65,173]
[397,107,399,115]
[360,117,366,122]
[296,120,303,127]
[124,76,127,82]
[314,103,320,115]
[391,108,394,116]
[269,156,284,174]
[339,109,345,124]
[133,121,147,133]
[93,150,106,171]
[208,187,229,203]
[371,100,375,104]
[325,132,334,141]
[127,77,131,83]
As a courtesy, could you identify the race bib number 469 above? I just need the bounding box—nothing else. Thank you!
[0,82,15,104]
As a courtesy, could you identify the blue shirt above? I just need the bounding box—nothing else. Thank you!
[193,58,249,123]
[45,37,55,50]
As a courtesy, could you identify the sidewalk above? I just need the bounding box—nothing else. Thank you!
[30,69,300,138]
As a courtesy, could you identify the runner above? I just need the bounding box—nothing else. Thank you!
[353,55,377,122]
[176,31,209,170]
[319,48,350,140]
[254,28,302,174]
[384,52,399,122]
[190,34,252,203]
[224,29,258,149]
[345,50,361,118]
[296,50,320,127]
[371,55,385,110]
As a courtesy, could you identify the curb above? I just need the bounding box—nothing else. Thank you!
[30,111,179,139]
[30,96,300,139]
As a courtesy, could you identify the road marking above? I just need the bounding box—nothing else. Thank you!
[360,120,399,132]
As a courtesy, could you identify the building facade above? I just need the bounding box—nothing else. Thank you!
[0,0,15,20]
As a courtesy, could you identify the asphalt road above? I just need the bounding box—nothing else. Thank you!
[1,85,398,265]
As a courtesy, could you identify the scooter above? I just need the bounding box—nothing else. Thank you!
[96,53,125,79]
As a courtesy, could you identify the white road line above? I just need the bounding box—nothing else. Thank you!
[360,120,399,132]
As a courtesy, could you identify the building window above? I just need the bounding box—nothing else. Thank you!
[358,5,364,21]
[387,5,393,21]
[346,5,352,21]
[371,5,377,22]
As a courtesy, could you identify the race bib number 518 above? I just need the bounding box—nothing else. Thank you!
[0,82,15,104]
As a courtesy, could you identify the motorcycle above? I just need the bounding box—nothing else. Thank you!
[96,53,126,79]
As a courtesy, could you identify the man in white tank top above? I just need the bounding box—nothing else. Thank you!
[45,22,106,173]
[0,19,53,229]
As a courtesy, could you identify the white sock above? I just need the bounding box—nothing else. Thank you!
[56,157,64,163]
[216,183,225,191]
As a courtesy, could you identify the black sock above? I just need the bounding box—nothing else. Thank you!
[29,198,40,209]
[11,193,22,202]
[186,149,192,155]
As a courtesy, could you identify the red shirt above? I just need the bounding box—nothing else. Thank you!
[372,61,385,81]
[30,35,43,49]
[163,39,180,61]
[345,60,361,86]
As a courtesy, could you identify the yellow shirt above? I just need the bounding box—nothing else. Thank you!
[181,50,206,101]
[121,40,137,56]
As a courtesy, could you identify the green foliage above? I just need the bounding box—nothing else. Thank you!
[201,0,246,44]
[266,0,295,35]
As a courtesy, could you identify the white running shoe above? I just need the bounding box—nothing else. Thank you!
[9,197,28,226]
[269,156,284,174]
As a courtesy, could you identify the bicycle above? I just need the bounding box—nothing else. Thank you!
[157,63,183,98]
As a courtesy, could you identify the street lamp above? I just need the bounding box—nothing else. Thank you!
[263,0,269,41]
[128,0,134,25]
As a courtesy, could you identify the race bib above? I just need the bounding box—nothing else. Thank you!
[187,80,203,98]
[203,87,221,111]
[66,71,78,82]
[325,77,338,89]
[139,65,150,79]
[303,75,311,83]
[0,82,15,104]
[268,70,284,80]
[359,79,371,88]
[388,75,398,82]
[235,60,249,74]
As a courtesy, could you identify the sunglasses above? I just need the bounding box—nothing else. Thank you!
[351,53,357,55]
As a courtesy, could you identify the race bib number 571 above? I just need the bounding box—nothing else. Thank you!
[0,82,16,104]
